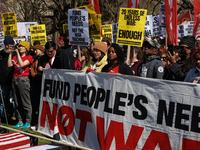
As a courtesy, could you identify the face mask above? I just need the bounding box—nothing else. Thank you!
[178,49,186,60]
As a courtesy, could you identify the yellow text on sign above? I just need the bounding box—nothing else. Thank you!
[116,8,147,47]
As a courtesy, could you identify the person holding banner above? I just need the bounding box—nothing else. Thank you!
[184,49,200,83]
[166,36,195,81]
[138,40,165,79]
[102,43,133,75]
[83,42,108,72]
[8,41,33,129]
[80,47,91,70]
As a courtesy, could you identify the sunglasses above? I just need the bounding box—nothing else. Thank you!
[161,57,167,60]
[180,46,190,50]
[144,45,152,49]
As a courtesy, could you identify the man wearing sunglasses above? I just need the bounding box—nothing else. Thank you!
[166,36,195,81]
[138,39,165,79]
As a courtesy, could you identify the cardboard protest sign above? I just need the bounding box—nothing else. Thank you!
[17,22,26,36]
[0,32,4,48]
[75,4,101,39]
[14,38,26,44]
[112,23,118,43]
[159,4,165,27]
[184,21,193,36]
[153,15,161,37]
[116,8,147,47]
[63,24,68,34]
[25,22,38,44]
[93,14,101,43]
[102,24,112,40]
[38,69,200,150]
[30,24,47,45]
[68,9,89,46]
[178,25,184,38]
[144,15,153,37]
[1,12,18,38]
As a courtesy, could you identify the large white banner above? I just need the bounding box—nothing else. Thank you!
[68,9,89,46]
[38,69,200,150]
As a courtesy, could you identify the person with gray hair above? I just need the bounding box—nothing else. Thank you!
[138,40,165,79]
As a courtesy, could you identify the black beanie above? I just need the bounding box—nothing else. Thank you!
[179,36,195,49]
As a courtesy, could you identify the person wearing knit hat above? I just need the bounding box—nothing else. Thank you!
[7,40,33,129]
[165,36,195,81]
[82,42,108,72]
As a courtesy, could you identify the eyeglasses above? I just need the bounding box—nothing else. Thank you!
[144,46,152,49]
[180,46,190,50]
[161,57,167,60]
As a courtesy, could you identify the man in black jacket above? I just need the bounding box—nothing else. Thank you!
[138,40,165,79]
[165,36,195,81]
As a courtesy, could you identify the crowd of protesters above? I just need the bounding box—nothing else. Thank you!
[0,31,199,130]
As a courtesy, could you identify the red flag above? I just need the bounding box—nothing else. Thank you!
[165,0,177,45]
[127,0,139,8]
[178,11,192,25]
[193,0,200,37]
[89,0,100,14]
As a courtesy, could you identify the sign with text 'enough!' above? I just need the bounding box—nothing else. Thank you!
[30,24,47,46]
[117,8,147,47]
[68,9,89,46]
[38,69,200,150]
[1,12,18,38]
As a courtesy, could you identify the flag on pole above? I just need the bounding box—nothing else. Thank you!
[53,118,62,142]
[193,0,200,37]
[165,0,177,45]
[127,0,139,8]
[89,0,100,14]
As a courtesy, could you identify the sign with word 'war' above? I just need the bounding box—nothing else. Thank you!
[117,8,147,47]
[1,12,18,38]
[38,69,200,150]
[30,24,47,46]
[68,9,89,46]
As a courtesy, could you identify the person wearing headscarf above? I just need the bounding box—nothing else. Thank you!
[165,36,195,81]
[102,43,133,75]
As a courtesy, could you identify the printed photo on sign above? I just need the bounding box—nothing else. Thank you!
[68,9,89,46]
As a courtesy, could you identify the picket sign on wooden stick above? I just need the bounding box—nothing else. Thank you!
[78,45,81,60]
[127,45,131,62]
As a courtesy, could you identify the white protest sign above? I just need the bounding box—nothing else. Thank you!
[14,38,25,44]
[160,27,166,38]
[38,69,200,150]
[178,25,184,38]
[153,15,161,37]
[17,22,26,36]
[159,4,165,27]
[25,22,38,44]
[112,23,118,43]
[0,31,4,47]
[144,15,153,37]
[68,9,89,46]
[184,21,194,36]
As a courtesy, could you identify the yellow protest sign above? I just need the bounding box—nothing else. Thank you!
[63,24,68,33]
[116,8,147,47]
[75,4,101,38]
[93,14,101,43]
[1,12,18,38]
[102,24,112,40]
[30,24,47,45]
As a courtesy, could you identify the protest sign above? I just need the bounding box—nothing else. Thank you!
[75,4,101,40]
[178,25,184,38]
[17,22,26,36]
[102,24,112,40]
[159,4,165,27]
[93,14,101,43]
[144,15,153,37]
[1,12,18,38]
[38,69,200,150]
[112,23,118,43]
[30,24,47,45]
[160,27,166,38]
[68,9,89,46]
[0,32,4,47]
[63,24,68,34]
[153,15,160,37]
[14,38,26,44]
[184,21,193,36]
[25,22,38,44]
[116,8,147,47]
